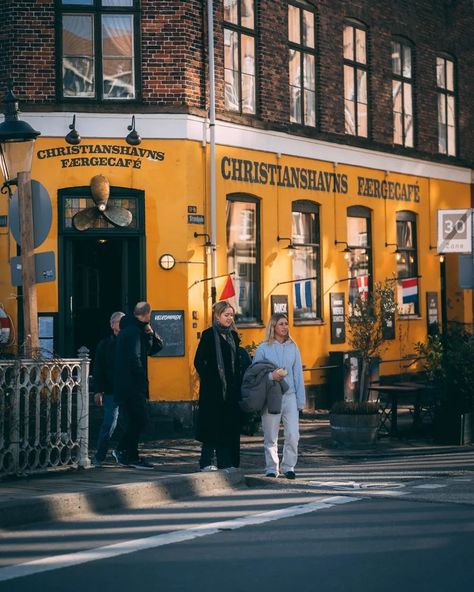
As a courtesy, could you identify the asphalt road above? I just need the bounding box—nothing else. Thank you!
[2,473,474,592]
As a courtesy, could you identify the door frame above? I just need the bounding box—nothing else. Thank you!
[57,185,145,357]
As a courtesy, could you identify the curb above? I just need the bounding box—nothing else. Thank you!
[0,470,245,530]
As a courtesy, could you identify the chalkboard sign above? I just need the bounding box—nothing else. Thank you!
[330,292,346,343]
[271,295,288,315]
[150,310,185,357]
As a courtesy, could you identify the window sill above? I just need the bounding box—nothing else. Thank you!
[293,320,325,327]
[236,323,265,329]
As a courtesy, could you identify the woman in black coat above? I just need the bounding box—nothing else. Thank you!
[194,301,241,471]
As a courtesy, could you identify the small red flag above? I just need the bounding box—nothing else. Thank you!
[219,275,236,300]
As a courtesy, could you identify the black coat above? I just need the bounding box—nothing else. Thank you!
[92,334,117,394]
[194,327,241,445]
[114,314,163,403]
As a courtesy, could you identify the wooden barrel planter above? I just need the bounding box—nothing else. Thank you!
[330,413,380,446]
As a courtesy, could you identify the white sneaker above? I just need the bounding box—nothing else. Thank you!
[200,465,218,472]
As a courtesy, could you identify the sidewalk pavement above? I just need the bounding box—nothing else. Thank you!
[1,413,473,530]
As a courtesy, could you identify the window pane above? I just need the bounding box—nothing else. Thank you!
[224,0,238,24]
[403,82,412,115]
[303,53,315,90]
[241,34,255,113]
[393,80,402,113]
[397,220,413,248]
[438,94,446,124]
[62,15,95,98]
[224,29,239,71]
[446,59,454,91]
[225,68,240,111]
[436,57,445,88]
[391,41,401,75]
[302,9,314,48]
[405,113,413,147]
[344,65,354,101]
[102,15,135,99]
[304,89,316,126]
[224,29,239,111]
[393,111,402,144]
[438,122,447,154]
[357,69,367,102]
[227,200,260,323]
[293,250,318,321]
[343,25,353,60]
[289,49,301,87]
[347,216,368,247]
[102,1,133,6]
[241,0,254,29]
[241,34,254,75]
[345,100,356,134]
[447,95,455,126]
[355,28,366,64]
[357,101,368,137]
[288,5,300,43]
[402,45,412,78]
[290,86,301,123]
[448,124,456,156]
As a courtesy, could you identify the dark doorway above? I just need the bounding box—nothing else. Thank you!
[62,236,143,358]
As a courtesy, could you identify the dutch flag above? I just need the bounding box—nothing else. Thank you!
[294,280,312,309]
[401,277,418,304]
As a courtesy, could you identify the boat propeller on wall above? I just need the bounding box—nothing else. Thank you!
[72,175,133,231]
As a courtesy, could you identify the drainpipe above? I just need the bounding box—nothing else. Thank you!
[207,0,217,305]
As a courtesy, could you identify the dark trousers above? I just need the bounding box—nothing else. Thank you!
[116,395,148,462]
[94,393,119,462]
[200,434,240,469]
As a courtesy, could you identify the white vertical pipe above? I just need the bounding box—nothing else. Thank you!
[207,0,217,304]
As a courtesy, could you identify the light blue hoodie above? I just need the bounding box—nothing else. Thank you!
[252,339,306,409]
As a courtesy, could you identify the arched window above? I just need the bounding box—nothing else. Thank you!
[226,194,261,323]
[347,205,372,307]
[396,211,419,315]
[291,200,321,322]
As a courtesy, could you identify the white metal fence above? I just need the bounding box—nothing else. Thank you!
[0,351,90,476]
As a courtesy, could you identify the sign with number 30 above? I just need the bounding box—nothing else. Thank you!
[437,209,472,253]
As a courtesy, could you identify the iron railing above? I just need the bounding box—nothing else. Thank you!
[0,349,90,476]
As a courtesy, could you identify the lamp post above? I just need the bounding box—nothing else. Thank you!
[0,83,41,355]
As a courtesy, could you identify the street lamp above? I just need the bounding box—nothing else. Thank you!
[0,83,41,354]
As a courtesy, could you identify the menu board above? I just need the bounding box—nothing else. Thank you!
[426,292,439,335]
[271,295,288,316]
[330,292,345,343]
[150,310,185,357]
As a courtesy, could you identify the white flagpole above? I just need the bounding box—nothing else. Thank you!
[207,0,217,305]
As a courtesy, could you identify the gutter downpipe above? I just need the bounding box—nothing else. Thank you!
[207,0,217,305]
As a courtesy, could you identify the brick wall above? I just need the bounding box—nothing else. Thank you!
[1,0,472,165]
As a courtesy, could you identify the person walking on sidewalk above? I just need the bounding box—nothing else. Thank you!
[252,313,305,480]
[91,311,125,467]
[194,301,242,471]
[113,302,163,469]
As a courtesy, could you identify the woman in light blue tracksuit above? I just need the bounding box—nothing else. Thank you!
[252,313,305,479]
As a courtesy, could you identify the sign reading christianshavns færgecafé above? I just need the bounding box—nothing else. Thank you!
[36,144,165,169]
[221,156,421,203]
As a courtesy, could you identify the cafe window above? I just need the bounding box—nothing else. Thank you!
[59,0,140,101]
[288,1,316,127]
[436,55,457,156]
[343,21,368,137]
[224,0,256,114]
[226,195,261,324]
[396,211,419,316]
[392,39,414,147]
[347,206,372,309]
[291,200,321,322]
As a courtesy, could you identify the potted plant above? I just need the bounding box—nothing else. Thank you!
[329,279,396,445]
[415,324,474,445]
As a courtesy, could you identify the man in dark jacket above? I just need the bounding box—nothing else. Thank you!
[113,302,163,469]
[91,311,125,466]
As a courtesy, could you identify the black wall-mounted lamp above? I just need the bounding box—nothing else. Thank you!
[125,115,141,146]
[334,240,352,260]
[277,235,297,254]
[65,114,81,145]
[385,242,401,260]
[194,231,214,255]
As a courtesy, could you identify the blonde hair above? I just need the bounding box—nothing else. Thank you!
[265,313,291,343]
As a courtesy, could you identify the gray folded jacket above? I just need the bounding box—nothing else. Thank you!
[240,358,289,414]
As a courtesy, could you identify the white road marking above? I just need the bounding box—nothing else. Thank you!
[413,484,448,489]
[0,496,361,583]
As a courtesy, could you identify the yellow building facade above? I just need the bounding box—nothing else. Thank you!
[0,115,472,409]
